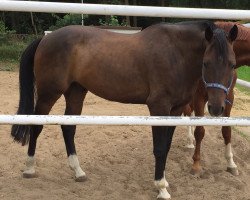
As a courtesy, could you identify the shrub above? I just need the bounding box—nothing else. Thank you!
[49,14,88,31]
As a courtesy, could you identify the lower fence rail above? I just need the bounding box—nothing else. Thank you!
[0,115,249,126]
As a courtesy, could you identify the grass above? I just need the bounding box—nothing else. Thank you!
[0,34,38,71]
[236,66,250,94]
[237,66,250,82]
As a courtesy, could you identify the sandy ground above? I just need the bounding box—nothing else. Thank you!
[0,71,249,200]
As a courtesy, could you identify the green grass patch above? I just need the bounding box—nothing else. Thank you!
[0,42,26,62]
[237,66,250,82]
[0,60,18,71]
[236,84,250,95]
[0,34,38,71]
[236,66,250,94]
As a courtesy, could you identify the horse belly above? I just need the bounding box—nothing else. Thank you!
[76,71,148,104]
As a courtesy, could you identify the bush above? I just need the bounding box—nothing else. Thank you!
[99,15,127,26]
[0,34,38,64]
[49,14,88,31]
[0,21,6,33]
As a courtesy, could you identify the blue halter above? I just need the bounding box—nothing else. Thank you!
[202,67,233,95]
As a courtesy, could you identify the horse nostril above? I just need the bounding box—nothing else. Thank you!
[221,106,225,114]
[208,105,211,114]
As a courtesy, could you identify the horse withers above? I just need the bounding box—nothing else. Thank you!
[11,21,237,199]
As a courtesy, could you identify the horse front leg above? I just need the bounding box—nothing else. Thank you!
[191,126,205,175]
[191,91,206,175]
[152,126,176,200]
[148,100,183,199]
[222,88,238,176]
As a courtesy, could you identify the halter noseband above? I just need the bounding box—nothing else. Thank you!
[202,67,233,95]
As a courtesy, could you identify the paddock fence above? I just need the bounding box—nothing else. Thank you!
[0,0,250,126]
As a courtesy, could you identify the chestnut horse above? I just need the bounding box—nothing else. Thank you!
[184,22,250,177]
[11,21,237,199]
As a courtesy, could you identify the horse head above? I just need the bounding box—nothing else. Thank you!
[202,24,238,116]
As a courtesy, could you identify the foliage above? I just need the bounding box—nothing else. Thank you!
[0,20,6,33]
[0,34,38,66]
[49,14,88,31]
[99,15,127,26]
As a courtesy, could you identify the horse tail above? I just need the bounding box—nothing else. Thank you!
[11,38,43,145]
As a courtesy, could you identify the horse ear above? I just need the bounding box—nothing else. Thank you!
[205,26,213,41]
[228,25,238,42]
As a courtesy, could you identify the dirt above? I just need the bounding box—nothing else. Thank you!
[0,71,249,200]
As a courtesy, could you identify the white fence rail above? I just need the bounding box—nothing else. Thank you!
[1,1,250,20]
[236,79,250,88]
[1,115,250,126]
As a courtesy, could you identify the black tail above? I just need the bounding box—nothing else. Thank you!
[11,38,42,145]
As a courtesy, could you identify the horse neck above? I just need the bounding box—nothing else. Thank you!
[233,24,250,67]
[173,28,205,81]
[143,24,206,84]
[234,41,250,67]
[216,22,250,67]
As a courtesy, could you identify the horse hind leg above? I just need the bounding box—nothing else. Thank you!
[186,113,195,149]
[183,105,195,149]
[61,82,88,182]
[23,93,62,178]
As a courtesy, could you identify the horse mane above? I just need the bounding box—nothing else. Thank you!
[215,21,249,41]
[142,20,228,61]
[176,20,216,30]
[142,20,216,31]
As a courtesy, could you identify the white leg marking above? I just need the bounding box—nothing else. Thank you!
[154,172,170,199]
[23,156,36,175]
[186,125,195,149]
[225,143,237,168]
[68,155,86,179]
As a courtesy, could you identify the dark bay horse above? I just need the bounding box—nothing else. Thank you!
[184,21,250,177]
[11,21,237,199]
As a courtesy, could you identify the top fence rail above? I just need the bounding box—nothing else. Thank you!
[0,1,250,20]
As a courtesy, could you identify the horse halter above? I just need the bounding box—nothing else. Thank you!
[202,66,233,95]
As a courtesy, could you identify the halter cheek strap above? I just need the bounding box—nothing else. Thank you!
[202,67,233,95]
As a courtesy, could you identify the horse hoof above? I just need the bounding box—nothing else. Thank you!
[156,188,171,200]
[23,172,38,178]
[186,144,195,149]
[75,175,87,182]
[190,168,203,177]
[227,167,239,176]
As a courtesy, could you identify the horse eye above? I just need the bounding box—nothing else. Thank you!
[203,62,207,68]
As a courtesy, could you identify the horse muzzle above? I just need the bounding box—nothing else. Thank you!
[207,103,225,117]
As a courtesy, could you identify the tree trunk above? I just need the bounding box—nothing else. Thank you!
[30,12,37,36]
[124,0,130,26]
[161,0,165,22]
[132,0,137,27]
